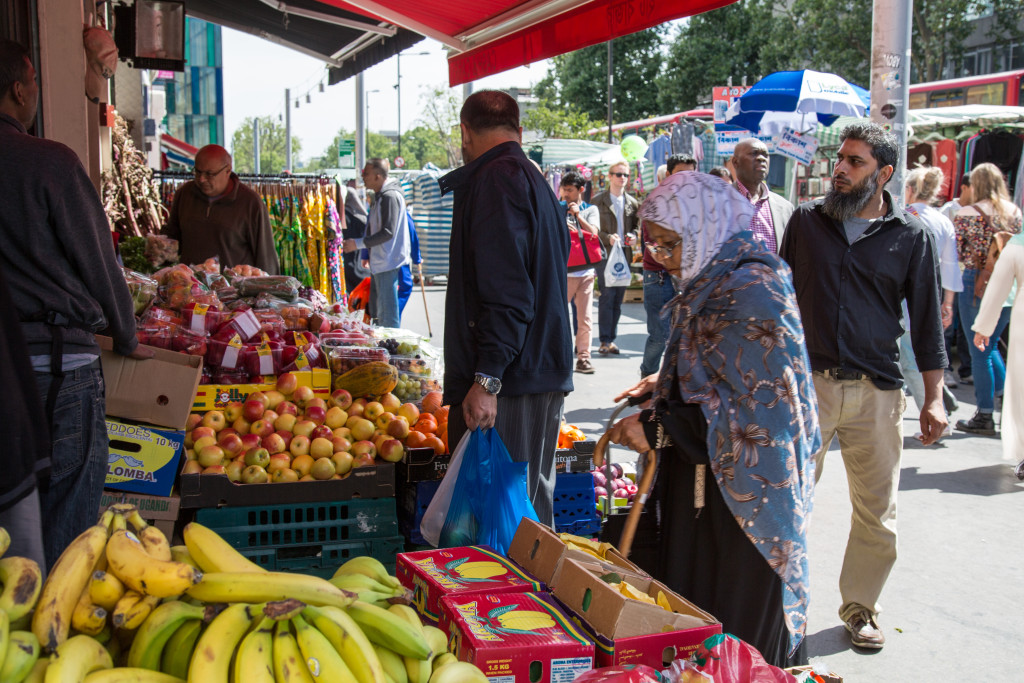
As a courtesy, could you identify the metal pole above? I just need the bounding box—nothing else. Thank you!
[254,117,261,173]
[285,88,292,172]
[606,40,613,145]
[396,53,401,159]
[870,0,912,208]
[356,73,366,174]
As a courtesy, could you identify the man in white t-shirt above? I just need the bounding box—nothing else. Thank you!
[560,171,601,374]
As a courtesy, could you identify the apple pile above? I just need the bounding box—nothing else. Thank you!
[591,464,639,506]
[181,371,440,484]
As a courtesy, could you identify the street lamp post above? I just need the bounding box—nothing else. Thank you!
[395,50,430,160]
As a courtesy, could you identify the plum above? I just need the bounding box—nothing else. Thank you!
[592,471,607,487]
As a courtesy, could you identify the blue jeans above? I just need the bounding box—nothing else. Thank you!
[640,270,676,376]
[371,266,403,328]
[35,362,108,569]
[959,269,1012,412]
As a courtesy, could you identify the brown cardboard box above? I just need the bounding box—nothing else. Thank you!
[508,517,646,587]
[98,490,181,539]
[98,336,203,430]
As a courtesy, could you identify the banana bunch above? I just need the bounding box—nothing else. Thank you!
[598,572,675,613]
[329,557,412,608]
[558,533,616,561]
[31,505,200,655]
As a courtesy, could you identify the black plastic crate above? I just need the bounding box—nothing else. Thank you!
[239,536,404,579]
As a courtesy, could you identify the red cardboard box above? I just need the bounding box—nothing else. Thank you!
[440,591,594,683]
[551,558,720,669]
[396,545,543,625]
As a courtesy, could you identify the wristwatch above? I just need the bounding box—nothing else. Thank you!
[473,373,502,395]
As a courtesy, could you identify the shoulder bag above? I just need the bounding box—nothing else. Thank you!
[567,213,605,272]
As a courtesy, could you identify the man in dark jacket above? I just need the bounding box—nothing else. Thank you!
[0,41,150,567]
[439,90,574,526]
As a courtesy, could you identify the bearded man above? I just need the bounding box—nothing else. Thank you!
[780,123,947,652]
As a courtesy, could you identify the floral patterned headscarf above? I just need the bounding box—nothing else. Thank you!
[641,172,821,656]
[637,172,754,287]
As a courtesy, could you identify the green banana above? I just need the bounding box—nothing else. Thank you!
[332,557,401,590]
[0,629,39,683]
[0,529,9,560]
[125,601,207,670]
[167,548,199,572]
[0,611,8,675]
[292,614,357,683]
[41,633,114,683]
[302,605,386,683]
[83,669,185,682]
[372,645,407,683]
[388,605,431,683]
[273,621,314,683]
[186,572,354,609]
[232,616,275,683]
[427,661,488,683]
[346,601,431,660]
[158,620,201,680]
[187,603,260,683]
[0,557,43,621]
[21,658,48,683]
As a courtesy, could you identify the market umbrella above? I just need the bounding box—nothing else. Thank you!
[725,71,869,135]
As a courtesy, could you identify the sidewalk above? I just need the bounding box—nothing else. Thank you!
[399,285,1024,679]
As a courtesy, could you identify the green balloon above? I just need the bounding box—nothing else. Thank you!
[620,135,648,162]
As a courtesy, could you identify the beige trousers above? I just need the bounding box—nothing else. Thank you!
[566,274,595,361]
[812,372,906,622]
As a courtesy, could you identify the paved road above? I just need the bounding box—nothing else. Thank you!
[400,285,1023,680]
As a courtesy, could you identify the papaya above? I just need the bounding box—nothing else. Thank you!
[333,361,399,397]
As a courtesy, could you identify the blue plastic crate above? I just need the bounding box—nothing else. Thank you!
[398,479,442,545]
[555,515,602,537]
[553,472,598,530]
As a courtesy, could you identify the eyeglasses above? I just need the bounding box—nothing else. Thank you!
[194,164,229,179]
[645,240,680,257]
[610,172,629,178]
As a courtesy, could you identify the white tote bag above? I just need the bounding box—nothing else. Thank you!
[603,242,632,287]
[419,430,472,547]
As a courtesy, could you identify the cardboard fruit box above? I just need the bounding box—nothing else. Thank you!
[555,440,596,474]
[551,558,720,669]
[439,591,594,683]
[508,517,647,587]
[192,368,331,412]
[105,418,185,497]
[396,446,451,483]
[98,490,180,540]
[396,545,543,626]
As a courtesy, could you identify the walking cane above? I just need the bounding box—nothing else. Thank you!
[593,397,656,558]
[417,262,432,337]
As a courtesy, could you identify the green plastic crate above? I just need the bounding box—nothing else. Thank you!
[195,498,399,550]
[239,536,404,579]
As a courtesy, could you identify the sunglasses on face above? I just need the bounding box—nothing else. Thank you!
[610,172,629,178]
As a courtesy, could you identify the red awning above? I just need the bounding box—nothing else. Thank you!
[315,0,736,85]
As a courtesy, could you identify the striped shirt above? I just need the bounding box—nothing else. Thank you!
[736,181,776,252]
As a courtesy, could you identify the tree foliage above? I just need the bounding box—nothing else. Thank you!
[418,86,462,168]
[230,116,301,174]
[521,104,598,138]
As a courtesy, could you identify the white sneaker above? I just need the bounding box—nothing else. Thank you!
[943,369,958,388]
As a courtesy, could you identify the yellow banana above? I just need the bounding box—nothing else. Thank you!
[345,601,431,660]
[0,556,43,621]
[70,587,107,637]
[292,614,357,683]
[158,619,201,680]
[185,571,353,609]
[111,591,160,631]
[88,571,126,612]
[387,605,431,683]
[83,669,184,683]
[42,633,113,683]
[0,528,9,559]
[32,510,113,652]
[0,611,9,675]
[181,523,265,574]
[430,653,457,673]
[167,547,199,572]
[110,591,143,627]
[232,616,275,683]
[329,573,400,595]
[125,600,207,670]
[125,512,171,562]
[105,530,200,599]
[273,621,315,683]
[421,626,448,660]
[332,557,401,590]
[187,602,259,683]
[21,658,48,683]
[372,645,407,683]
[427,661,488,683]
[1,629,40,683]
[303,605,386,683]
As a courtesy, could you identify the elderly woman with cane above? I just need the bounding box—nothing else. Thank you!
[607,173,820,667]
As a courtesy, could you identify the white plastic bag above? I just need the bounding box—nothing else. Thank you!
[419,430,471,547]
[603,242,632,287]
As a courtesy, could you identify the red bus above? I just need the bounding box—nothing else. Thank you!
[909,69,1024,109]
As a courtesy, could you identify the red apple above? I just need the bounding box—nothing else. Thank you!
[243,399,266,422]
[267,453,292,474]
[274,429,294,449]
[310,437,334,459]
[193,436,217,453]
[202,464,227,475]
[310,457,336,480]
[264,390,286,409]
[379,439,405,463]
[330,389,352,410]
[184,449,196,461]
[380,392,401,413]
[182,459,203,475]
[262,433,287,455]
[292,385,315,407]
[310,425,333,441]
[274,413,297,433]
[250,418,276,438]
[350,440,377,460]
[186,413,203,431]
[289,435,311,457]
[244,446,271,469]
[231,417,252,435]
[386,416,411,440]
[262,409,280,424]
[293,420,316,438]
[333,427,353,441]
[248,391,270,408]
[331,451,353,475]
[397,403,420,424]
[240,433,262,451]
[219,433,244,457]
[372,433,389,451]
[225,460,244,482]
[241,465,269,484]
[224,401,244,423]
[305,398,327,412]
[201,411,227,432]
[272,468,299,483]
[276,372,299,395]
[363,401,384,421]
[305,405,327,426]
[198,444,226,468]
[374,412,396,432]
[347,399,365,418]
[191,426,216,443]
[217,427,238,441]
[291,454,314,477]
[277,401,299,416]
[352,452,376,469]
[331,436,352,453]
[324,407,348,429]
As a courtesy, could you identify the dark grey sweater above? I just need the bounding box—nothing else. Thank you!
[0,113,138,358]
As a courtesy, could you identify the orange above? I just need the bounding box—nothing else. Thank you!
[424,435,446,455]
[406,430,428,448]
[433,405,450,423]
[414,414,438,434]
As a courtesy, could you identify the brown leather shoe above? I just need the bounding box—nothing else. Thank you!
[598,344,610,355]
[575,359,595,374]
[844,609,884,649]
[607,343,620,354]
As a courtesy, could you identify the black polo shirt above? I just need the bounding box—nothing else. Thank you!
[780,192,946,390]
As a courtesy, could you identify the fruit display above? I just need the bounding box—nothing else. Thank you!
[558,422,587,449]
[329,346,390,376]
[591,463,639,506]
[0,514,489,683]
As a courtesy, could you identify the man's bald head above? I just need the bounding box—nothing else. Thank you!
[196,145,232,167]
[194,145,234,197]
[732,138,770,192]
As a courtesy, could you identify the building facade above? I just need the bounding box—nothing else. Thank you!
[158,17,224,148]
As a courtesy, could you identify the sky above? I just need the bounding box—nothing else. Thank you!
[221,28,552,165]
